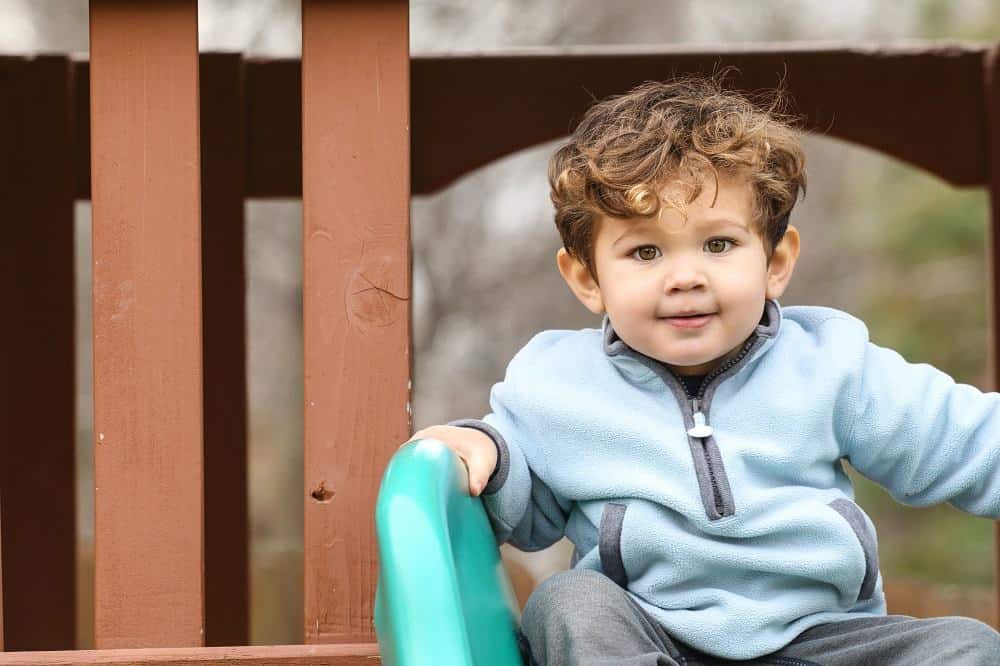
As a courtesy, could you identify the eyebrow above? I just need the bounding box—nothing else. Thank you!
[702,217,750,232]
[612,217,749,247]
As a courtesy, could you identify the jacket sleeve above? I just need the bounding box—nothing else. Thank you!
[833,318,1000,518]
[448,349,572,550]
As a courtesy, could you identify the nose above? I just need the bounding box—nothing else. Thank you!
[663,256,707,293]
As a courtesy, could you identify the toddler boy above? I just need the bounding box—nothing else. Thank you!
[408,76,1000,665]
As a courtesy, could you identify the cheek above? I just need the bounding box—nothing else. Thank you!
[714,277,769,323]
[602,271,654,310]
[605,291,646,317]
[717,271,767,301]
[719,257,769,291]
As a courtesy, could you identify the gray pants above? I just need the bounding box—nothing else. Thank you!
[519,569,1000,665]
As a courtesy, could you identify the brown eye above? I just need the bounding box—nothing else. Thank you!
[634,246,660,261]
[706,239,733,254]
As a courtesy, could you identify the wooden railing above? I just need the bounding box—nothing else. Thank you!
[2,0,410,658]
[0,0,998,661]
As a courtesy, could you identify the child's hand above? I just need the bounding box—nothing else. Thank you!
[404,425,498,496]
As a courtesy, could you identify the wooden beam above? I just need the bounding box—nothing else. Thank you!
[983,45,1000,630]
[71,44,993,200]
[0,643,379,665]
[410,44,989,193]
[89,0,204,648]
[301,0,411,644]
[0,54,77,651]
[200,52,250,648]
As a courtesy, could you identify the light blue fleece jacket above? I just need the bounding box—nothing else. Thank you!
[452,299,1000,660]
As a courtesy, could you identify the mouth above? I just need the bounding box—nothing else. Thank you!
[661,312,716,329]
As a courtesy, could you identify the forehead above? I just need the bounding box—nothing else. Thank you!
[599,173,755,242]
[665,170,754,212]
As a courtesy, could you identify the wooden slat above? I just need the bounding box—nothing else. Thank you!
[301,0,411,644]
[0,643,379,665]
[984,45,1000,630]
[72,44,993,200]
[0,55,77,651]
[244,59,301,199]
[200,53,250,648]
[89,0,204,648]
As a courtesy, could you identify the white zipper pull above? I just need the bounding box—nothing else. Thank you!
[687,399,714,438]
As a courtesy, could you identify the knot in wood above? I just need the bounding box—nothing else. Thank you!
[346,253,408,332]
[310,482,336,503]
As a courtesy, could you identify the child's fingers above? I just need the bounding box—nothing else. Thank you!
[401,427,442,448]
[462,449,494,496]
[402,426,493,495]
[457,456,484,496]
[444,440,479,495]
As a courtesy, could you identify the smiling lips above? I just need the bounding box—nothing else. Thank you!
[662,312,716,328]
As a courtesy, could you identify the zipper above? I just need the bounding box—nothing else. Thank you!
[682,335,757,438]
[693,333,759,403]
[666,335,762,519]
[686,397,723,515]
[687,394,726,516]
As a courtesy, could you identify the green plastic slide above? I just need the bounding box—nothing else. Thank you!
[374,438,525,665]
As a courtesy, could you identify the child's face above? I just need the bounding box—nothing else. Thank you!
[558,172,799,376]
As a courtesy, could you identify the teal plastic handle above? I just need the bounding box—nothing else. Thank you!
[374,439,524,666]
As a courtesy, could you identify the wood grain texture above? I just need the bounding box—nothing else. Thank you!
[200,53,250,648]
[0,55,77,651]
[89,0,204,648]
[0,644,379,665]
[301,0,411,644]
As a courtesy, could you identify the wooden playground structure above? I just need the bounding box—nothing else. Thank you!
[1,1,999,662]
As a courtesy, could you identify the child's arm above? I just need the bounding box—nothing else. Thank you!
[833,320,1000,518]
[446,409,572,551]
[410,329,574,549]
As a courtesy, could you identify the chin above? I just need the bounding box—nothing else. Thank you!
[655,355,712,369]
[674,360,715,370]
[666,349,730,371]
[656,347,717,365]
[639,339,723,368]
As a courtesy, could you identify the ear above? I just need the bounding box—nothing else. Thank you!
[556,248,606,315]
[765,224,800,299]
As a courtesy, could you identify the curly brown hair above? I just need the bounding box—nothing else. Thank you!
[549,75,806,275]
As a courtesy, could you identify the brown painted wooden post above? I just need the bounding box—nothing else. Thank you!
[85,54,255,647]
[200,53,250,648]
[985,45,1000,629]
[0,55,77,651]
[301,0,411,644]
[89,1,204,648]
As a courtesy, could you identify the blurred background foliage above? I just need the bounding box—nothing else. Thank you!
[4,0,1000,647]
[849,159,993,586]
[842,0,998,591]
